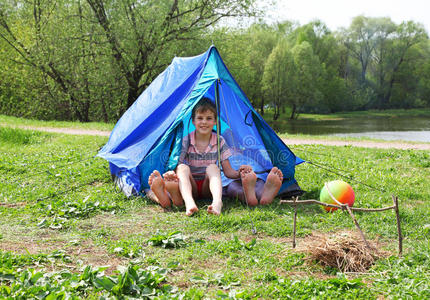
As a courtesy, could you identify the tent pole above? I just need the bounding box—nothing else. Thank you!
[217,77,257,235]
[215,79,221,168]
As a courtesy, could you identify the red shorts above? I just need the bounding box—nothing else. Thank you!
[195,179,205,199]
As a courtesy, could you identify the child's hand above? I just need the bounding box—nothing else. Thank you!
[239,165,253,175]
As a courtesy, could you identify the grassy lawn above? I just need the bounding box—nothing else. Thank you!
[0,124,429,298]
[0,114,114,131]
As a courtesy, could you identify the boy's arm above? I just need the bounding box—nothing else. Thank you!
[221,160,239,179]
[221,160,252,179]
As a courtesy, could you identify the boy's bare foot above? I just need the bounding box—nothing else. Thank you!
[207,201,222,215]
[260,167,283,205]
[186,205,199,216]
[148,170,171,208]
[163,171,184,207]
[241,170,258,206]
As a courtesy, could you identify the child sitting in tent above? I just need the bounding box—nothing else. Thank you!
[148,97,250,215]
[175,97,253,216]
[147,97,284,214]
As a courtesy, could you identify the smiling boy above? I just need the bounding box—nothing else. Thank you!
[176,97,248,216]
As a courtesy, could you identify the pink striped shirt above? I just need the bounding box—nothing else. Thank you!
[179,131,232,180]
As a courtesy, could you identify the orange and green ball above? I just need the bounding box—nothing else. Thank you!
[320,180,355,212]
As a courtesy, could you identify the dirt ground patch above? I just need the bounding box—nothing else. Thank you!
[0,237,125,274]
[0,239,67,255]
[23,125,111,137]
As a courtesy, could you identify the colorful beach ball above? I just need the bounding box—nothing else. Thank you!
[320,180,355,212]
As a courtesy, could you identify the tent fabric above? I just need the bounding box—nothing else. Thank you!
[98,46,302,196]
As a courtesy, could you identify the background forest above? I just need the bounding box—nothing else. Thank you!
[1,0,429,122]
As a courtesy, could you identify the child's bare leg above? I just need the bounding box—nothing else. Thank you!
[163,171,184,207]
[260,167,283,205]
[176,164,198,216]
[148,170,171,208]
[205,164,223,215]
[240,170,258,207]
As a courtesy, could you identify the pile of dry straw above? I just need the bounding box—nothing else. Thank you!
[300,231,388,273]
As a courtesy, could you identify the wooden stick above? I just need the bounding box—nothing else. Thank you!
[279,199,395,212]
[392,195,403,256]
[343,204,371,249]
[293,196,298,248]
[324,183,372,249]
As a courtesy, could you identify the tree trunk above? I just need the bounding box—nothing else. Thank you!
[273,100,279,120]
[290,103,297,119]
[126,84,139,110]
[260,97,265,115]
[100,97,109,122]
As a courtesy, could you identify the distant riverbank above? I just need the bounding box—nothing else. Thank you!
[266,109,430,143]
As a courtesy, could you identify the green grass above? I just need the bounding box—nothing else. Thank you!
[0,114,114,131]
[0,123,429,298]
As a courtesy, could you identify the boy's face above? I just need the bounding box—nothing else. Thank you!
[192,109,216,135]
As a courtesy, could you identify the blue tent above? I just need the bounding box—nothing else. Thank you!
[98,46,303,197]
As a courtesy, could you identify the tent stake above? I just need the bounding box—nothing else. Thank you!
[392,195,403,256]
[293,196,298,248]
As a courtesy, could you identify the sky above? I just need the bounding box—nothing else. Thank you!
[265,0,430,34]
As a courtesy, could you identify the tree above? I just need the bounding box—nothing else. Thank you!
[211,22,290,115]
[0,0,258,121]
[262,39,296,120]
[373,21,428,108]
[341,16,380,85]
[415,42,430,107]
[0,0,120,121]
[290,21,348,113]
[86,0,258,114]
[290,41,322,118]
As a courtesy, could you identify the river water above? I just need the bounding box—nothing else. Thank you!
[271,116,430,143]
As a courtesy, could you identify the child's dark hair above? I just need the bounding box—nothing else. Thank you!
[191,97,217,120]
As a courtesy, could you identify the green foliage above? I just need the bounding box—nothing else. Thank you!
[190,272,240,290]
[0,127,45,145]
[36,196,119,230]
[0,252,48,269]
[148,230,188,248]
[207,236,257,256]
[371,242,430,298]
[0,255,174,299]
[0,0,258,121]
[111,239,145,259]
[262,39,296,120]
